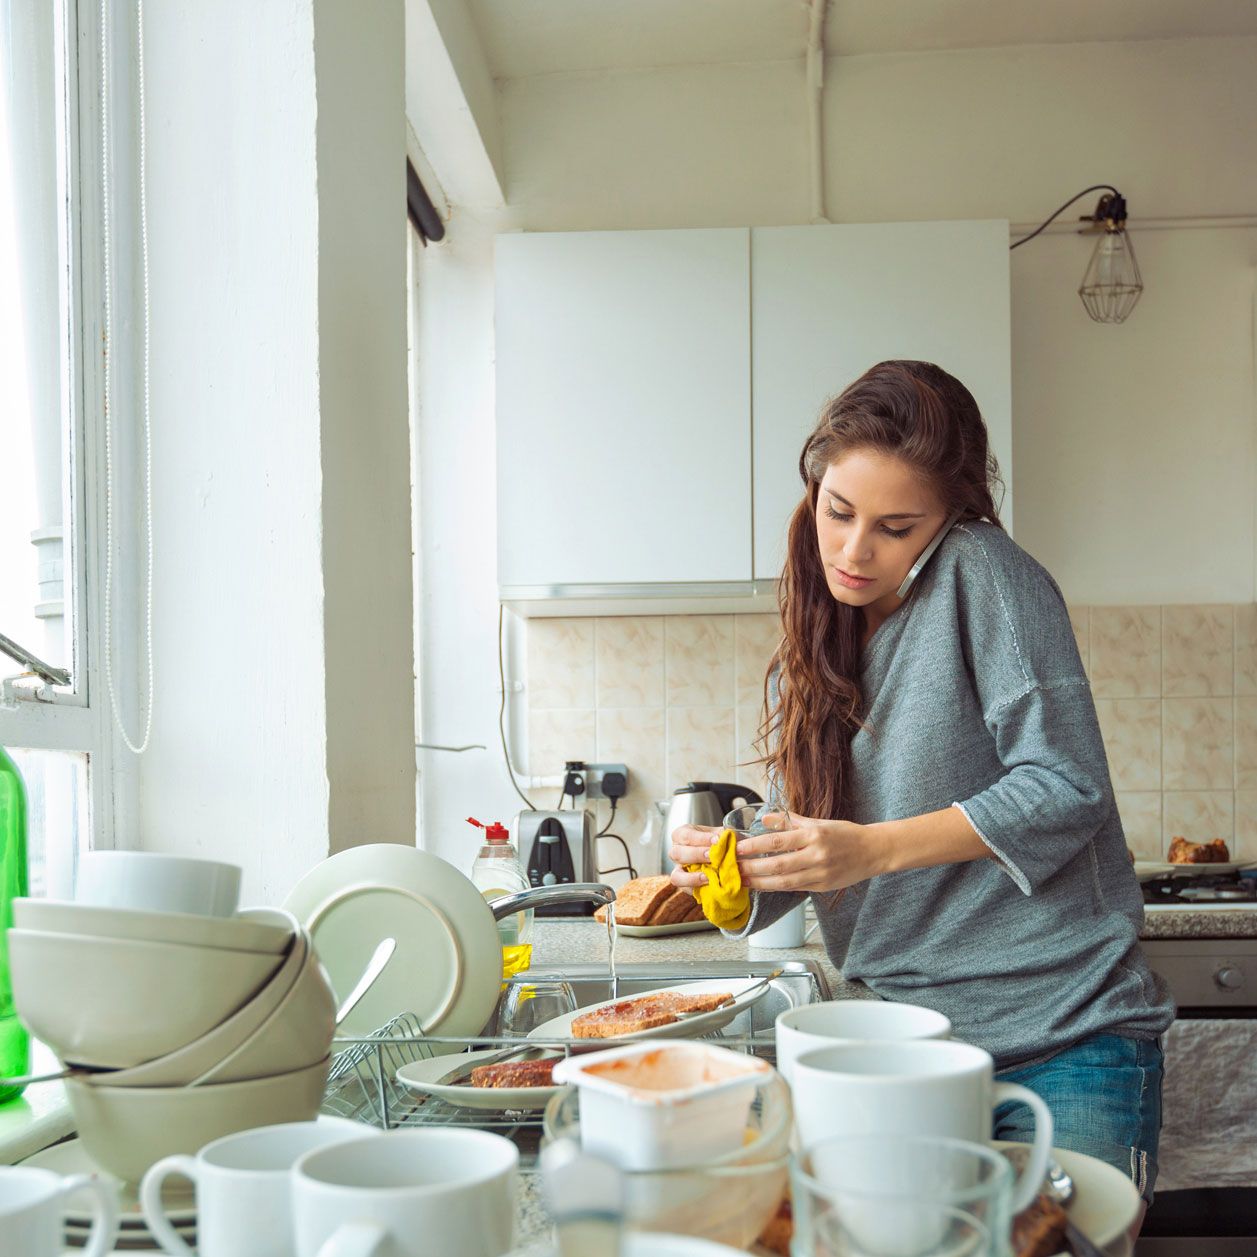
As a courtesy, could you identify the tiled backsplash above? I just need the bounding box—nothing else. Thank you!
[524,605,1257,870]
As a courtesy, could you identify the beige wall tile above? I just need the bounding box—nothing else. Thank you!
[1090,607,1161,698]
[527,708,597,807]
[1095,699,1161,792]
[1235,791,1257,862]
[735,704,770,804]
[1067,605,1090,676]
[735,614,781,707]
[1237,605,1257,696]
[1163,790,1235,849]
[1162,697,1233,791]
[1235,697,1257,791]
[666,706,737,794]
[1163,605,1234,697]
[595,618,664,707]
[665,616,735,706]
[526,619,595,709]
[597,708,667,805]
[1115,791,1162,860]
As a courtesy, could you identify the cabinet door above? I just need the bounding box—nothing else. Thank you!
[751,222,1012,579]
[496,228,751,589]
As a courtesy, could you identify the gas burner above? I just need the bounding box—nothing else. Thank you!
[1142,872,1257,904]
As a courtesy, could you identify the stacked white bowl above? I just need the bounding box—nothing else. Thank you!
[8,852,336,1183]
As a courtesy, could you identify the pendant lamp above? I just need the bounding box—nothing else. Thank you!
[1012,185,1143,324]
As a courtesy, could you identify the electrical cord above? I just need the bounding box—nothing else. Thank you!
[595,799,638,878]
[595,796,619,838]
[497,605,536,810]
[1010,184,1120,250]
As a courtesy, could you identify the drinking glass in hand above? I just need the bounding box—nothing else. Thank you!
[723,803,792,842]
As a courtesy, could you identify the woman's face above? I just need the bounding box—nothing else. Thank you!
[814,449,949,615]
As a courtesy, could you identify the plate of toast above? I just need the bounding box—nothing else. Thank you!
[593,874,716,935]
[395,1049,562,1111]
[526,976,773,1047]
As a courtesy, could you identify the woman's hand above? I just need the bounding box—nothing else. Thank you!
[733,812,887,893]
[668,823,724,890]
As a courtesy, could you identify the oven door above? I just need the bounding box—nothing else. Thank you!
[1138,938,1257,1254]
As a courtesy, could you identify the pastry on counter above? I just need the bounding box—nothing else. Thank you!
[1167,836,1231,864]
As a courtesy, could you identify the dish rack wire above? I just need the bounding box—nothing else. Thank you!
[321,1015,775,1152]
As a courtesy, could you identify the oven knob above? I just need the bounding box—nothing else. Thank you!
[1215,967,1244,990]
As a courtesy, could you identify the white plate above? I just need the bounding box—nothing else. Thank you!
[1134,859,1251,881]
[993,1140,1140,1255]
[613,919,717,938]
[527,977,773,1047]
[282,844,501,1049]
[395,1048,562,1111]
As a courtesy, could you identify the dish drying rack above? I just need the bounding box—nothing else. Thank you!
[319,959,830,1155]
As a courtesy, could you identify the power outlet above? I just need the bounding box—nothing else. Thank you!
[581,762,629,800]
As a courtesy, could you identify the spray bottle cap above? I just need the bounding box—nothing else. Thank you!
[467,817,510,843]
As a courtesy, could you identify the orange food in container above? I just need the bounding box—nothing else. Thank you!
[551,1041,774,1170]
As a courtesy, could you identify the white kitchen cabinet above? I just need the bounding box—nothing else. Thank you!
[750,221,1012,579]
[495,228,752,591]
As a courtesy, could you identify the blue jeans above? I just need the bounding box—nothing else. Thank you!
[994,1033,1163,1205]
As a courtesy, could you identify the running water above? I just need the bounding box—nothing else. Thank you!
[606,899,619,1001]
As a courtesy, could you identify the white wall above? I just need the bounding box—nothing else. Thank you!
[136,0,414,901]
[412,35,1257,864]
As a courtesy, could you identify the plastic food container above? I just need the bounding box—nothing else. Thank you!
[552,1042,774,1170]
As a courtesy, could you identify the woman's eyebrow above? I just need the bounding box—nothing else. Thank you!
[824,488,927,521]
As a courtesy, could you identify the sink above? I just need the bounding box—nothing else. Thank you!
[492,959,831,1053]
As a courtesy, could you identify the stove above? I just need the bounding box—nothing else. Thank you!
[1141,871,1257,906]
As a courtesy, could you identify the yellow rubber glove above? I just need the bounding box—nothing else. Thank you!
[686,827,750,931]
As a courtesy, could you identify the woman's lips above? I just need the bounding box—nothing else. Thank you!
[832,567,874,589]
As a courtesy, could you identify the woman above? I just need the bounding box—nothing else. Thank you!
[670,360,1174,1211]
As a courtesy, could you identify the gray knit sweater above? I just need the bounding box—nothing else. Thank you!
[737,521,1175,1068]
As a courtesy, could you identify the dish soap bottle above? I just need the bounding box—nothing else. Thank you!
[468,817,533,978]
[0,747,30,1102]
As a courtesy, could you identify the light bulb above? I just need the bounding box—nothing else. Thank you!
[1078,228,1143,324]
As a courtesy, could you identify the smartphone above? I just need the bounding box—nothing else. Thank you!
[895,511,964,598]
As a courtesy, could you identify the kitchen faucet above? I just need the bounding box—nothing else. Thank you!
[488,881,615,920]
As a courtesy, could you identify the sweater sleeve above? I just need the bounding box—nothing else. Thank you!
[950,528,1116,895]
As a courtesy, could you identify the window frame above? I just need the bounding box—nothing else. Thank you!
[0,0,125,856]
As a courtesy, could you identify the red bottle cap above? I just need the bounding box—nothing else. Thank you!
[467,817,510,843]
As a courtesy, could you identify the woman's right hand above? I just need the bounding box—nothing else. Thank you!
[668,823,722,889]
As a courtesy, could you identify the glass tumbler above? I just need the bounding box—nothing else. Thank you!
[791,1134,1013,1257]
[497,978,578,1039]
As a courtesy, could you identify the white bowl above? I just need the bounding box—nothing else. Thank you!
[82,929,321,1088]
[76,851,241,918]
[66,1057,331,1183]
[9,929,284,1068]
[191,938,336,1085]
[13,898,294,955]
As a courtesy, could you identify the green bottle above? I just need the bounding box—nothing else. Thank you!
[0,747,30,1102]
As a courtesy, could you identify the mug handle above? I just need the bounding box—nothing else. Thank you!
[140,1154,199,1256]
[317,1220,389,1257]
[55,1173,120,1257]
[992,1082,1055,1214]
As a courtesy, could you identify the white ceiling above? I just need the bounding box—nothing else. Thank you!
[467,0,1257,79]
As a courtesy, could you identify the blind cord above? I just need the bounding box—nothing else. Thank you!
[100,0,154,754]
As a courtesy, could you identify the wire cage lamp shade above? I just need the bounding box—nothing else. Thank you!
[1012,185,1144,324]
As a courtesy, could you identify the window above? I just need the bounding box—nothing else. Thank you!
[1,0,122,890]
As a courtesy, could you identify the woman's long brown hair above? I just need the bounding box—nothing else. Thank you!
[762,360,1005,821]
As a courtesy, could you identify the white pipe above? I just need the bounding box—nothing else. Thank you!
[806,0,830,225]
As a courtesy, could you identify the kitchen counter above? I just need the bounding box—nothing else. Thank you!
[1139,907,1257,938]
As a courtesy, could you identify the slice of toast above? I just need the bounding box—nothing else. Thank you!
[602,875,677,926]
[653,990,734,1014]
[467,1057,556,1089]
[571,995,680,1038]
[651,887,700,926]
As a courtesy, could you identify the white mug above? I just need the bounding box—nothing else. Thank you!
[792,1039,1053,1214]
[140,1118,371,1256]
[0,1165,119,1257]
[775,999,952,1084]
[76,850,242,917]
[293,1129,518,1257]
[747,903,807,948]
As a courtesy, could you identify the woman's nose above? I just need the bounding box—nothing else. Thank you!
[843,530,873,564]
